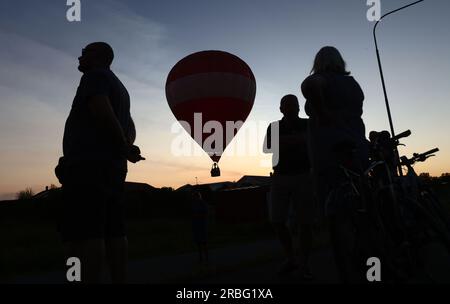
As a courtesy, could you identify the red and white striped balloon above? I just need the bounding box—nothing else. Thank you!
[165,50,256,163]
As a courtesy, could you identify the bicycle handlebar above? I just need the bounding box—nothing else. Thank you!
[392,129,411,142]
[401,147,439,166]
[413,148,439,160]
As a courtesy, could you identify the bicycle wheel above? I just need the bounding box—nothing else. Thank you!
[372,187,416,282]
[412,197,450,251]
[420,189,450,232]
[406,197,450,283]
[327,183,384,283]
[326,184,360,283]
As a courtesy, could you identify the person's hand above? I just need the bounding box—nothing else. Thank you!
[127,144,145,163]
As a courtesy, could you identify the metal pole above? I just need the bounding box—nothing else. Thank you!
[372,0,424,176]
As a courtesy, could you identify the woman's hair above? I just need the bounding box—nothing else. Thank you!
[310,46,350,75]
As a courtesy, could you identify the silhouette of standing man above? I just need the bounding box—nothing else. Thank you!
[263,94,314,279]
[56,42,144,283]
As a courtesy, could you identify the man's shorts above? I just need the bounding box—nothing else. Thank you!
[59,163,127,242]
[269,172,315,225]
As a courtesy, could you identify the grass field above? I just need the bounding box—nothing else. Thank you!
[0,217,274,281]
[1,183,449,281]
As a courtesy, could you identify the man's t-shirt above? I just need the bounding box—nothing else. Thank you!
[63,68,132,171]
[265,117,310,175]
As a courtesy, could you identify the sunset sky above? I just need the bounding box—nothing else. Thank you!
[1,0,449,200]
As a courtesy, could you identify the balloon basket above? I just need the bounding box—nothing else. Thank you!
[210,163,221,177]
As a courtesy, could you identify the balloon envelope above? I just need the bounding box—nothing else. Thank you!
[166,50,256,163]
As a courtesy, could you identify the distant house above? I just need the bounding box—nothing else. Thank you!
[236,175,271,188]
[30,182,156,201]
[173,176,272,223]
[214,186,270,224]
[176,175,272,192]
[175,184,194,192]
[123,181,158,205]
[176,181,234,192]
[33,190,51,201]
[124,181,156,193]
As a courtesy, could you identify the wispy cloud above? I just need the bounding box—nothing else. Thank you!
[0,0,174,199]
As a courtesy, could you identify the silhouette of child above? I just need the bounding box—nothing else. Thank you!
[191,191,209,268]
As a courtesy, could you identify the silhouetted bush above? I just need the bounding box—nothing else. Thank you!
[16,188,34,200]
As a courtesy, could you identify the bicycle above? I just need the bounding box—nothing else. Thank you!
[327,130,450,283]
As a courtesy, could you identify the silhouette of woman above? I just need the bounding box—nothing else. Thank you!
[301,46,369,207]
[301,46,369,283]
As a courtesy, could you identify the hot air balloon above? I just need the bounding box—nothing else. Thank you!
[165,50,256,176]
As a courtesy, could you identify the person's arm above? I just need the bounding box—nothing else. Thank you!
[88,95,128,153]
[301,75,334,123]
[126,117,145,162]
[262,123,272,154]
[127,116,136,145]
[88,95,144,163]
